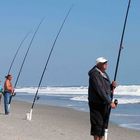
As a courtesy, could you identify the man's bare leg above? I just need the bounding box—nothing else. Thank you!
[94,136,103,140]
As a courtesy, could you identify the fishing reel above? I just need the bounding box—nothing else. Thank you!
[12,92,16,97]
[36,96,40,100]
[114,99,118,106]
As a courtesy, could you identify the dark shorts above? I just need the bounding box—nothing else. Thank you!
[88,102,109,137]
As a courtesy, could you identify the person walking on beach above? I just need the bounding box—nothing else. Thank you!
[4,74,14,115]
[88,57,117,140]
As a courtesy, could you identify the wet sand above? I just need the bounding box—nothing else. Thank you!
[0,101,139,140]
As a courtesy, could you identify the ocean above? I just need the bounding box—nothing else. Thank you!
[14,85,140,131]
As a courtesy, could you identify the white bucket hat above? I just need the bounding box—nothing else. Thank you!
[96,57,108,65]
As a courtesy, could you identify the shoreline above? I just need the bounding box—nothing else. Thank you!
[0,100,139,140]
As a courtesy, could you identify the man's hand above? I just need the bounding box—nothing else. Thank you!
[11,89,15,95]
[110,102,116,109]
[112,81,117,89]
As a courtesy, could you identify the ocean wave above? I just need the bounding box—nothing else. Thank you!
[119,123,140,130]
[70,95,140,104]
[15,85,140,104]
[114,85,140,96]
[15,85,140,96]
[112,113,140,117]
[116,97,140,104]
[71,95,88,102]
[15,86,87,94]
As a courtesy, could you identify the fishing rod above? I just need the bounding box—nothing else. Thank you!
[9,17,45,105]
[26,5,73,121]
[114,0,131,82]
[105,1,131,140]
[8,32,30,75]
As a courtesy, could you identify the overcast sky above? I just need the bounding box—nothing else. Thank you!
[0,0,140,86]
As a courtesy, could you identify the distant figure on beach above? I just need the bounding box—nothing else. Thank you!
[88,57,117,140]
[4,74,14,115]
[0,80,3,105]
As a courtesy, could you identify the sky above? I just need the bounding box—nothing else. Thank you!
[0,0,140,87]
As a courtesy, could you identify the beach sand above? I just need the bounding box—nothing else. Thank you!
[0,101,139,140]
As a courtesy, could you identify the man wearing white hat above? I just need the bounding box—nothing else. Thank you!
[88,57,117,140]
